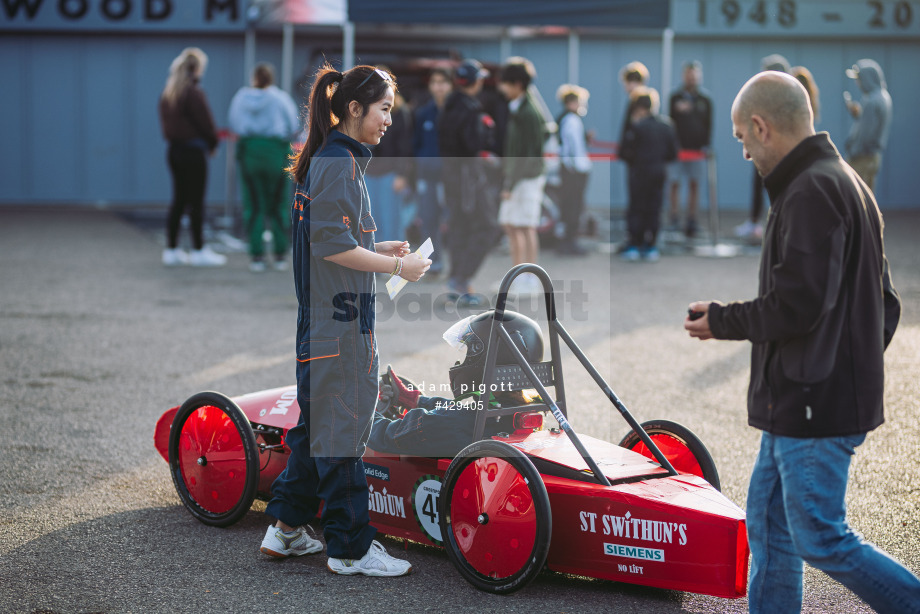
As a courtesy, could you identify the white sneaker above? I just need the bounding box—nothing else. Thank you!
[249,260,267,273]
[188,245,227,267]
[273,258,288,272]
[260,525,323,558]
[508,273,542,296]
[327,540,413,577]
[162,248,188,267]
[527,274,544,294]
[596,242,617,254]
[520,273,543,295]
[733,220,763,239]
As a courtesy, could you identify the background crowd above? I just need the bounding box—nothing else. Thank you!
[156,48,891,282]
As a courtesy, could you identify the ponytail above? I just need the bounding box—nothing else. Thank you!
[288,64,397,183]
[289,66,343,183]
[162,47,208,106]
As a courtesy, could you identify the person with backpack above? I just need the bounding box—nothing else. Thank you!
[438,59,499,307]
[555,84,592,256]
[618,87,679,262]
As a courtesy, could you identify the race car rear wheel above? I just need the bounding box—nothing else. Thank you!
[168,391,259,527]
[619,419,721,491]
[439,440,551,594]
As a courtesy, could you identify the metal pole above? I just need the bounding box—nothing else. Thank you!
[567,30,579,85]
[223,137,236,230]
[494,324,612,487]
[500,28,512,61]
[342,21,355,70]
[244,27,256,86]
[552,321,679,477]
[281,22,294,94]
[708,151,720,243]
[661,27,674,99]
[694,150,739,257]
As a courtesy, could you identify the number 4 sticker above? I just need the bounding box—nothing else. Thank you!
[412,475,443,545]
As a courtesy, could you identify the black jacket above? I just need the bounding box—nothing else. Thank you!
[158,84,219,151]
[618,114,678,175]
[708,133,900,437]
[439,91,492,158]
[668,87,712,151]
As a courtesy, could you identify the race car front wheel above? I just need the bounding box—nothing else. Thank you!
[439,440,551,595]
[168,391,259,527]
[619,419,721,491]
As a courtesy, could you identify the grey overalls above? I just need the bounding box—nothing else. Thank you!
[266,129,379,559]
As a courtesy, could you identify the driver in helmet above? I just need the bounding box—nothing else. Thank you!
[367,310,546,457]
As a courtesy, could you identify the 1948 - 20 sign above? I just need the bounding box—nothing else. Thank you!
[673,0,920,36]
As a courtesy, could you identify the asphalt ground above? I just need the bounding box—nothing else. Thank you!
[1,205,918,613]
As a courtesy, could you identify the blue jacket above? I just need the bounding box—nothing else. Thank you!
[413,100,441,158]
[845,60,892,159]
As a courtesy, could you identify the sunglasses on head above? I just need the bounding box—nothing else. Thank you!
[356,67,392,90]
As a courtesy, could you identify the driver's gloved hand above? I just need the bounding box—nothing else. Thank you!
[377,365,420,420]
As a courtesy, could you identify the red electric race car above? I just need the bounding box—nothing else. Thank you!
[154,265,749,597]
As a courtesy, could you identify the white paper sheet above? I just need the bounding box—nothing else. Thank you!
[385,238,434,299]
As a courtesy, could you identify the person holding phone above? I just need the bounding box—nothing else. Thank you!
[844,59,892,192]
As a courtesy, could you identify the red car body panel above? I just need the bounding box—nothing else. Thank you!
[154,385,749,599]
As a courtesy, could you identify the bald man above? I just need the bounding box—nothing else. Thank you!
[685,72,918,613]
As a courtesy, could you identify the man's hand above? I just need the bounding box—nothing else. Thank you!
[685,301,714,340]
[377,366,420,420]
[846,100,862,119]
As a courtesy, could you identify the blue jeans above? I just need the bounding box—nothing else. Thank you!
[416,158,444,273]
[367,395,505,458]
[747,431,920,614]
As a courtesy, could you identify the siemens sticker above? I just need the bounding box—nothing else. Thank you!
[604,542,665,562]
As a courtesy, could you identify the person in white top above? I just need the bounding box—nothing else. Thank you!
[555,84,592,256]
[228,62,301,271]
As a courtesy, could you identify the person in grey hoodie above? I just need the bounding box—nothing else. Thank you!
[844,59,892,192]
[228,62,301,271]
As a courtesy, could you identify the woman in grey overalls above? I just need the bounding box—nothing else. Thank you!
[259,64,430,576]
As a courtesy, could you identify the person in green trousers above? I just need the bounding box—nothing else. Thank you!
[228,62,301,271]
